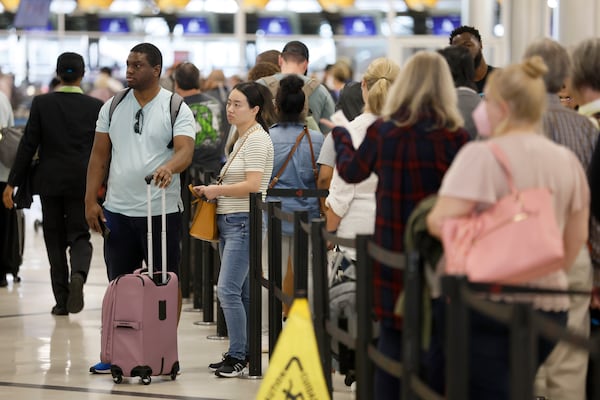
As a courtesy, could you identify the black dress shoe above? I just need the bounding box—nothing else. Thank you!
[0,278,7,288]
[67,274,85,314]
[51,305,68,316]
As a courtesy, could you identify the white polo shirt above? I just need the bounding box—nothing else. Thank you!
[96,87,195,216]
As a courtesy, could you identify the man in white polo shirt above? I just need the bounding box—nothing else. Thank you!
[85,42,195,374]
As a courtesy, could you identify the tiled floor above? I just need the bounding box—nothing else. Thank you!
[0,199,354,399]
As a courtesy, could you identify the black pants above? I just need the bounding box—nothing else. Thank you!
[0,181,22,279]
[102,209,182,281]
[427,297,567,400]
[374,324,403,400]
[40,195,92,308]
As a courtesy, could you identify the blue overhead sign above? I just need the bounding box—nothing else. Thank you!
[99,17,130,33]
[431,15,461,36]
[257,16,293,35]
[342,15,377,36]
[178,17,212,34]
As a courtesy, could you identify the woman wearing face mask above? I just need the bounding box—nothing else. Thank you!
[426,56,590,400]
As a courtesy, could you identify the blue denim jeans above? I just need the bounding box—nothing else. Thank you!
[217,212,250,360]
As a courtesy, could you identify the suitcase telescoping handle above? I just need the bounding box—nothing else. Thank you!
[144,174,167,284]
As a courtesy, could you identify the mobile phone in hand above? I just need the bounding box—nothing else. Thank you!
[98,217,110,239]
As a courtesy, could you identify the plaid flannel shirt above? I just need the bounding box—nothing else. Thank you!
[332,111,469,329]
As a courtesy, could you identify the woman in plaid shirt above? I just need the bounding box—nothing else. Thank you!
[331,51,469,399]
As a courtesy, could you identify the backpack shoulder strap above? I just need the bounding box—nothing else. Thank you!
[303,78,320,98]
[167,93,185,149]
[108,87,132,127]
[262,75,280,97]
[170,93,184,128]
[302,78,321,120]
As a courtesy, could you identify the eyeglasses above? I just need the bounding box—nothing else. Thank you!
[134,108,143,135]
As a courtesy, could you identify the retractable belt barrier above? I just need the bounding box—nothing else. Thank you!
[248,190,600,400]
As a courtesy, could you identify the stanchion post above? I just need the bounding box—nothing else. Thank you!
[192,238,203,310]
[593,336,600,400]
[268,201,283,356]
[355,234,374,400]
[510,302,536,400]
[208,245,228,340]
[293,210,309,297]
[311,218,332,395]
[200,240,214,322]
[442,275,469,400]
[180,167,192,299]
[248,192,263,378]
[402,252,422,400]
[215,300,227,337]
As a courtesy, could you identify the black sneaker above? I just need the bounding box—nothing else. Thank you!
[209,354,249,371]
[215,356,247,378]
[67,274,85,314]
[208,354,229,371]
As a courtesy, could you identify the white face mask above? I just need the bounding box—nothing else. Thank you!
[472,101,492,137]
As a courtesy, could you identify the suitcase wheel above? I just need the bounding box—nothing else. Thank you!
[170,361,180,380]
[141,376,151,385]
[111,366,123,384]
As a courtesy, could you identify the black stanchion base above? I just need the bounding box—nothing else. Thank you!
[193,321,216,326]
[206,335,228,341]
[239,374,262,380]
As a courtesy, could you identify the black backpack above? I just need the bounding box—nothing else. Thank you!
[108,88,184,148]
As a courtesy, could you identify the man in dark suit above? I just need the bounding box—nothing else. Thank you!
[2,52,103,315]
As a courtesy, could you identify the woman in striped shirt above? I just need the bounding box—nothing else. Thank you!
[192,81,274,378]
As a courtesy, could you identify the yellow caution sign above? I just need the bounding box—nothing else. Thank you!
[256,298,330,400]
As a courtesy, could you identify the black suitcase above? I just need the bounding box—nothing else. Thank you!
[3,207,23,282]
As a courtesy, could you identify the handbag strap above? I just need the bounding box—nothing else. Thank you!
[305,126,319,184]
[217,125,257,184]
[487,142,518,194]
[188,127,256,205]
[269,125,318,189]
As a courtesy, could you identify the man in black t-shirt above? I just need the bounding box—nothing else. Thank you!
[449,25,496,94]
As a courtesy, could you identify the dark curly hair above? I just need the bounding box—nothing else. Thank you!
[449,25,482,46]
[276,75,305,123]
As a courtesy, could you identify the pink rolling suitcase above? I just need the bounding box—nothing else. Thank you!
[100,175,180,385]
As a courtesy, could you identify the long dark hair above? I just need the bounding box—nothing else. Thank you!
[233,81,275,132]
[225,82,276,154]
